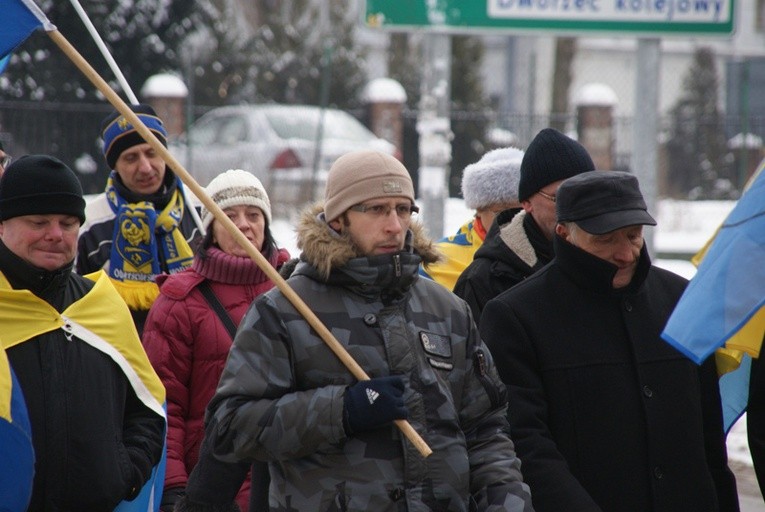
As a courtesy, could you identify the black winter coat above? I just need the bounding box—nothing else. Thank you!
[747,341,765,496]
[480,236,739,512]
[0,242,165,511]
[454,209,549,325]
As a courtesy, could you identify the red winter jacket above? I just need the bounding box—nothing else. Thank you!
[142,245,289,511]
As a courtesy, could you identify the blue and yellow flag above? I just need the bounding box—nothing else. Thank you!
[0,346,34,512]
[661,162,765,364]
[0,0,55,61]
[0,270,166,511]
[661,159,765,431]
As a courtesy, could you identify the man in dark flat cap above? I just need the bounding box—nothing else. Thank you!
[481,171,739,512]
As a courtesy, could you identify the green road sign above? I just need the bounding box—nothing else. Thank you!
[364,0,734,35]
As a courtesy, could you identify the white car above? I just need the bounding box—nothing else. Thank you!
[170,104,397,218]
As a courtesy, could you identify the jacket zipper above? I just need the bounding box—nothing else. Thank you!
[474,349,501,409]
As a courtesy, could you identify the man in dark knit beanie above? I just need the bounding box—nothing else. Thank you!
[454,128,595,325]
[517,128,595,203]
[0,154,166,511]
[77,103,202,334]
[0,155,85,224]
[516,128,594,242]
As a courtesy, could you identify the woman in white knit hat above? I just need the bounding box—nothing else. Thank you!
[142,169,290,512]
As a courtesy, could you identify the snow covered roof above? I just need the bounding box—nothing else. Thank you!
[141,73,189,99]
[361,78,407,104]
[728,132,763,150]
[486,127,519,147]
[574,83,618,107]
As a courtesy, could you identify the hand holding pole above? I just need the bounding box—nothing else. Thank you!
[47,29,432,458]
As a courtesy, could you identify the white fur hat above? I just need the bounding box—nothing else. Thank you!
[201,169,272,228]
[460,146,525,210]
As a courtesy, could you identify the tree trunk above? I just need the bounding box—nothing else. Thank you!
[551,37,576,132]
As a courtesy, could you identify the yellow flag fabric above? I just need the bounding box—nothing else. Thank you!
[0,348,11,422]
[420,219,485,291]
[0,270,165,409]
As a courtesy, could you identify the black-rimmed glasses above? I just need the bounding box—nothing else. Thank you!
[0,154,11,169]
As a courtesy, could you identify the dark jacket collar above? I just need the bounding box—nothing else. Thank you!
[473,209,550,272]
[523,212,553,264]
[0,239,74,305]
[553,234,652,295]
[302,250,422,304]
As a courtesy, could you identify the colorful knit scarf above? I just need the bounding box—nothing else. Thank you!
[106,174,194,310]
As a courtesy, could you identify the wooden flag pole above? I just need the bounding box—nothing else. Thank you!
[47,29,432,458]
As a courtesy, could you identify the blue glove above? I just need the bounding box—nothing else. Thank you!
[343,376,409,434]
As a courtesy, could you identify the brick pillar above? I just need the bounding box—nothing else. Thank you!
[140,73,189,140]
[574,83,618,171]
[361,78,407,158]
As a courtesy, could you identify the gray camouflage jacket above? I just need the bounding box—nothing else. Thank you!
[206,205,533,511]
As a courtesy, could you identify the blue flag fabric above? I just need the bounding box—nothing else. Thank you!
[0,0,55,60]
[661,166,765,365]
[718,354,752,432]
[0,349,35,512]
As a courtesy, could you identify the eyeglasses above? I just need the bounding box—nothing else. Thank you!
[0,154,10,169]
[537,190,556,203]
[349,202,420,220]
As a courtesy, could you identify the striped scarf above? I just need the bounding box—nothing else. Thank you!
[106,174,194,310]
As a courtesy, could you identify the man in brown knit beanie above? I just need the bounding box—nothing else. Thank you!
[203,149,534,511]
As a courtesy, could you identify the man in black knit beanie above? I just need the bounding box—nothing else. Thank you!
[0,155,166,511]
[455,127,596,325]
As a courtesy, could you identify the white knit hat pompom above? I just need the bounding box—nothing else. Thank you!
[201,169,272,229]
[461,146,525,210]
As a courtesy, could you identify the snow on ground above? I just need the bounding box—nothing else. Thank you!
[730,418,754,465]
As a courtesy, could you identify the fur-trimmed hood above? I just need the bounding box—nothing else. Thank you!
[295,203,441,280]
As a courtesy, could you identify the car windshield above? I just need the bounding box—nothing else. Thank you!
[264,108,374,143]
[188,115,247,146]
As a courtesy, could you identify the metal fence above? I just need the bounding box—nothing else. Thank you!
[1,100,762,201]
